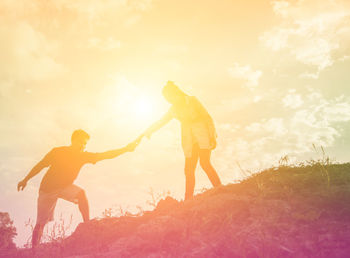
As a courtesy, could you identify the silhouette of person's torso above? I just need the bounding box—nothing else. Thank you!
[172,96,203,124]
[39,146,98,193]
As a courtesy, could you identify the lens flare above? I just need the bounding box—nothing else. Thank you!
[133,97,154,119]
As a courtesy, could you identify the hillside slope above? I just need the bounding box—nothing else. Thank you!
[12,162,350,257]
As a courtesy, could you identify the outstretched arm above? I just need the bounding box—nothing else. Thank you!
[18,150,53,191]
[143,109,174,138]
[90,137,142,163]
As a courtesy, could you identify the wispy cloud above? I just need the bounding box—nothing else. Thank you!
[86,37,122,51]
[282,90,303,109]
[54,0,153,27]
[217,87,350,173]
[228,63,262,89]
[260,0,350,78]
[0,21,64,84]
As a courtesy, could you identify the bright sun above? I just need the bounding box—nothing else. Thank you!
[108,77,164,125]
[132,97,154,119]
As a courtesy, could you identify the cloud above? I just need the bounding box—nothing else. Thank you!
[54,0,153,16]
[279,89,350,149]
[339,55,350,62]
[155,44,189,55]
[228,63,263,89]
[0,81,14,99]
[282,90,303,109]
[272,0,290,18]
[299,71,320,79]
[261,0,350,77]
[53,0,153,27]
[86,37,122,51]
[0,0,153,37]
[288,94,348,150]
[246,118,287,137]
[0,0,157,88]
[216,87,350,174]
[0,21,64,84]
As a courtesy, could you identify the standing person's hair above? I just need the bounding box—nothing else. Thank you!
[162,81,185,97]
[71,129,90,143]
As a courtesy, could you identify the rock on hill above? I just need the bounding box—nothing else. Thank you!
[12,162,350,257]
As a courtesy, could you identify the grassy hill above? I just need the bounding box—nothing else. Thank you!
[9,161,350,257]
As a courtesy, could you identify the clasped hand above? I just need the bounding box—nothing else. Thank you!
[125,135,144,152]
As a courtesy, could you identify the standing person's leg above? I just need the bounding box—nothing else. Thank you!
[184,144,199,200]
[199,149,222,187]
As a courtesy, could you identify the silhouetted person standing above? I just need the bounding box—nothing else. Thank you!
[142,81,222,200]
[17,129,141,248]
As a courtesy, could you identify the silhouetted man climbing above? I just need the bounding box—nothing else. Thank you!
[17,129,141,248]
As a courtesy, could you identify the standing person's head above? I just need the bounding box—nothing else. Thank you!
[162,81,186,105]
[71,129,90,151]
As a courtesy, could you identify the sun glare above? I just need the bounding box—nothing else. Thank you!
[133,97,154,119]
[107,77,164,126]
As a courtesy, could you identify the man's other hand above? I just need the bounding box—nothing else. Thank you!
[17,179,27,191]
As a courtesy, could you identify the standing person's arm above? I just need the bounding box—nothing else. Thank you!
[17,149,53,191]
[143,108,175,139]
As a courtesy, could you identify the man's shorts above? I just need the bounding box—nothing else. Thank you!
[36,184,83,225]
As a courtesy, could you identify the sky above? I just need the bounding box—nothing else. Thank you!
[1,0,350,246]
